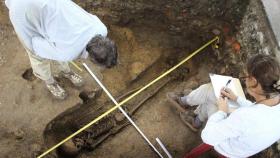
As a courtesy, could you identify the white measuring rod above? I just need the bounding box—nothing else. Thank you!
[83,63,164,158]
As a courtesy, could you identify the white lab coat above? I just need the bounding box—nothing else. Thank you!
[201,97,280,158]
[5,0,107,61]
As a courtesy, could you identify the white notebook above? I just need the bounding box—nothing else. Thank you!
[209,73,246,110]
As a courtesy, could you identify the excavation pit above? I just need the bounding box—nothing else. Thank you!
[42,1,280,158]
[0,0,279,158]
[42,0,278,158]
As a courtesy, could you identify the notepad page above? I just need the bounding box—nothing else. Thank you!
[209,74,246,109]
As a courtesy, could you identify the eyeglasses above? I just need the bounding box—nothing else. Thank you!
[239,76,250,82]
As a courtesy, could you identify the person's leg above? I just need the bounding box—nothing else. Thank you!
[191,84,218,122]
[179,83,218,131]
[181,83,216,107]
[57,62,71,73]
[27,52,54,83]
[194,103,218,122]
[58,62,84,87]
[27,52,67,99]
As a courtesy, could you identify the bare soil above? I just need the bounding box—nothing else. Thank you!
[0,3,222,158]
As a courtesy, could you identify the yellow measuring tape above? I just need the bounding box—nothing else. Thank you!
[70,61,83,72]
[38,36,219,158]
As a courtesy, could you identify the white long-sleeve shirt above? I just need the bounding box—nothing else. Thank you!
[5,0,107,61]
[201,97,280,158]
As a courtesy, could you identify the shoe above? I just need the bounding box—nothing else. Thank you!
[180,111,202,132]
[46,82,67,100]
[166,91,189,112]
[62,72,84,87]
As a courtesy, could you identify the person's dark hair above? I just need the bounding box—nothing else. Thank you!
[246,54,280,96]
[86,35,118,68]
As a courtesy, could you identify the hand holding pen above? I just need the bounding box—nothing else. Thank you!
[217,79,232,113]
[220,79,238,101]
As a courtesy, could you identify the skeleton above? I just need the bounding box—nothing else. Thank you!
[42,76,173,158]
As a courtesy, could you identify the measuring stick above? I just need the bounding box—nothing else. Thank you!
[83,63,164,158]
[156,138,173,158]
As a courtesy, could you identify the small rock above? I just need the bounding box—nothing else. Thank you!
[220,67,226,74]
[176,16,184,20]
[253,23,258,30]
[13,129,25,140]
[192,20,202,27]
[30,143,42,153]
[0,56,6,66]
[212,29,221,35]
[130,62,146,80]
[263,47,269,55]
[79,89,101,103]
[232,41,241,53]
[114,112,125,122]
[257,32,264,45]
[165,5,171,8]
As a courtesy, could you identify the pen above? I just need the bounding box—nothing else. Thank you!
[222,79,231,99]
[223,79,232,90]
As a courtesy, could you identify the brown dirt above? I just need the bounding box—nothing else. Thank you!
[0,2,226,158]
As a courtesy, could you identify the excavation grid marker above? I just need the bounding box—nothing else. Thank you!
[37,36,219,158]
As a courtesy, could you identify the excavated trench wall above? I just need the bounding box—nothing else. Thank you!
[74,0,277,77]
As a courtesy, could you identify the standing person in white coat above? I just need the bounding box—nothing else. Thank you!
[5,0,118,99]
[168,54,280,157]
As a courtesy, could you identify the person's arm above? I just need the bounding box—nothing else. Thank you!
[89,14,108,37]
[221,88,253,107]
[201,111,243,145]
[32,36,79,61]
[236,96,253,107]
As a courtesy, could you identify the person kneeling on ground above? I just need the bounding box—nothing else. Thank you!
[167,54,280,157]
[5,0,118,99]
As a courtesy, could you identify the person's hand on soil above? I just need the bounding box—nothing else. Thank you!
[220,87,238,101]
[217,96,228,113]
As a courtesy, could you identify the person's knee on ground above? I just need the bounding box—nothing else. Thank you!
[87,35,118,68]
